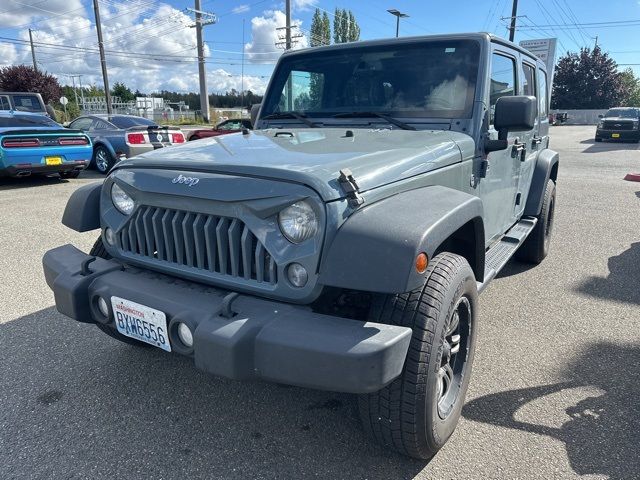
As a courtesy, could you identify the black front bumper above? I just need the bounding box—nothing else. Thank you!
[595,129,640,141]
[43,245,412,394]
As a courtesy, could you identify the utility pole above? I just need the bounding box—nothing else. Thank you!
[92,0,112,114]
[28,29,37,72]
[78,75,85,112]
[508,0,518,42]
[241,19,245,110]
[70,75,79,106]
[189,1,216,124]
[594,35,599,48]
[285,0,292,49]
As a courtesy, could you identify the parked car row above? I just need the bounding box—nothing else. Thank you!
[0,96,253,178]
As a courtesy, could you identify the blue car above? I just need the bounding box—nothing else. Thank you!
[0,111,92,179]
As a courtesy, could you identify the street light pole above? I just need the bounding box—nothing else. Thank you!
[387,9,409,38]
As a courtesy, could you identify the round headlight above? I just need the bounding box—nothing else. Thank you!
[278,201,318,244]
[111,183,134,215]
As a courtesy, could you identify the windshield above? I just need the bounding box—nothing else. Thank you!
[261,40,480,121]
[110,116,156,128]
[0,114,60,128]
[605,109,639,119]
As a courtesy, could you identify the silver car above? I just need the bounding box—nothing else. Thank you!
[68,114,185,174]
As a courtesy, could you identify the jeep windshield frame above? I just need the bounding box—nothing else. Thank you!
[260,39,481,128]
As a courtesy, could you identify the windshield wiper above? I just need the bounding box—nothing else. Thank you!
[332,112,416,131]
[262,111,319,128]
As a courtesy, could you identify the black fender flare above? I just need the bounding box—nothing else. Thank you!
[319,186,485,294]
[61,182,103,232]
[524,148,559,216]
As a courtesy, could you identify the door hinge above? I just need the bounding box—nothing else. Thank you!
[338,168,364,208]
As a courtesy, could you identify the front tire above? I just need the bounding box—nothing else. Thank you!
[517,179,556,264]
[89,237,150,347]
[93,145,114,174]
[359,253,478,460]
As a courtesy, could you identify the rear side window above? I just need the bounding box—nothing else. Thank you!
[522,63,536,97]
[0,96,10,110]
[490,53,516,124]
[538,70,548,117]
[91,119,111,130]
[11,94,44,112]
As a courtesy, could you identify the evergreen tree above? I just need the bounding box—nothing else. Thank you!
[333,9,360,44]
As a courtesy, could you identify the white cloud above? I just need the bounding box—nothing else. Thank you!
[0,42,18,65]
[0,1,269,95]
[0,0,86,28]
[292,0,318,11]
[231,5,250,15]
[244,10,308,64]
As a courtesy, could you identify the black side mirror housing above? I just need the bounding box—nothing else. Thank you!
[494,95,537,140]
[250,103,261,127]
[598,114,604,119]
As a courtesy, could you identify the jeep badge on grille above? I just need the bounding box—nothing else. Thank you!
[172,174,200,187]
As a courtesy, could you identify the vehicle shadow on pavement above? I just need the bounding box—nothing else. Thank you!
[0,307,427,480]
[463,341,640,480]
[0,175,69,191]
[574,242,640,305]
[581,139,640,154]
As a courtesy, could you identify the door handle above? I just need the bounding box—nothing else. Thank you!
[512,139,526,161]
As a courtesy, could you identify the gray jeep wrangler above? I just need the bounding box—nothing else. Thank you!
[43,33,557,460]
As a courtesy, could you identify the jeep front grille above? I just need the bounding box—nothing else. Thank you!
[117,206,277,284]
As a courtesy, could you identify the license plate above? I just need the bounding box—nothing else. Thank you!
[45,156,62,165]
[612,133,620,138]
[111,296,171,351]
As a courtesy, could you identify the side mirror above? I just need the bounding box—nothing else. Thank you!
[598,114,604,119]
[494,95,537,140]
[250,103,261,127]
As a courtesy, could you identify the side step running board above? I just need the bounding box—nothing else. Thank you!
[477,216,537,293]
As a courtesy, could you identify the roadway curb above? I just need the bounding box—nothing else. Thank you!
[624,173,640,182]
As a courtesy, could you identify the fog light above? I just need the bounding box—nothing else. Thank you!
[105,227,117,246]
[97,297,109,317]
[177,322,193,348]
[287,263,308,288]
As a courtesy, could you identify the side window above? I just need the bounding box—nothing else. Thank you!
[0,96,10,110]
[490,53,516,124]
[522,63,536,97]
[69,117,92,131]
[91,119,110,130]
[538,70,548,117]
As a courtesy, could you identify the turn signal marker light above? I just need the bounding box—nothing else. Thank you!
[415,253,428,274]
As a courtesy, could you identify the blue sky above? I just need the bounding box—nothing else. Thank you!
[0,0,638,94]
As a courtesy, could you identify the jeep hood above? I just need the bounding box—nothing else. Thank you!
[114,128,470,201]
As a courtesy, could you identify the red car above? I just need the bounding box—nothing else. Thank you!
[188,119,252,141]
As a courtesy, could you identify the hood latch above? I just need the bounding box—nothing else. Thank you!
[338,168,364,208]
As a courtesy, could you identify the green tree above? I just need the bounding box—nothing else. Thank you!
[111,82,135,102]
[551,46,626,109]
[310,8,330,47]
[333,9,360,44]
[620,68,640,107]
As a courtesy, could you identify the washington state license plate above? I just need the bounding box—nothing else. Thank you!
[111,296,171,351]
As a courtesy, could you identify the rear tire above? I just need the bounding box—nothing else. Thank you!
[93,145,114,174]
[517,179,556,264]
[90,237,150,347]
[358,253,478,460]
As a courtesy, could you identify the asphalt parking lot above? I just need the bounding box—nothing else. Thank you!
[1,126,638,480]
